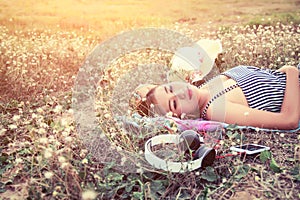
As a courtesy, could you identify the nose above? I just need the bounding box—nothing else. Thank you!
[174,90,186,99]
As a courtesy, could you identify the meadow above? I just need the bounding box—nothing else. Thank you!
[0,0,300,199]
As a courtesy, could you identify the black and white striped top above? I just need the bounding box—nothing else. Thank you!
[201,65,300,119]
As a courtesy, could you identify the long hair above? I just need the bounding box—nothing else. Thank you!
[129,85,158,116]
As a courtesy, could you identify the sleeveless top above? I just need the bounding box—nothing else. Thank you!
[200,65,300,119]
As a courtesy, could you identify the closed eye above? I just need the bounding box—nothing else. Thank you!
[164,86,168,93]
[169,85,173,93]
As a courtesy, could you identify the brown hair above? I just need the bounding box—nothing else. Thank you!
[129,85,158,116]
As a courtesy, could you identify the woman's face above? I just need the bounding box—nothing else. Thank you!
[151,82,200,118]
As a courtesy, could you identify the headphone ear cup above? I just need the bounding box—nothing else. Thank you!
[194,146,216,168]
[178,130,201,154]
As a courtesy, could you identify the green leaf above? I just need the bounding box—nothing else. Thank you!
[290,165,300,176]
[270,157,282,173]
[132,191,144,200]
[201,167,218,182]
[235,165,250,180]
[260,150,271,163]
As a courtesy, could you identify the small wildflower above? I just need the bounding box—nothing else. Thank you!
[82,190,98,200]
[8,124,18,129]
[254,176,260,181]
[53,105,63,113]
[180,113,186,119]
[60,118,69,126]
[116,146,122,152]
[13,115,21,121]
[39,137,48,144]
[104,113,110,119]
[121,157,127,165]
[62,131,69,137]
[15,158,23,164]
[44,171,54,179]
[279,133,285,138]
[61,162,69,169]
[166,111,173,117]
[44,148,53,159]
[80,149,88,158]
[64,136,72,142]
[81,158,88,164]
[136,168,143,174]
[36,107,44,113]
[52,191,58,197]
[38,128,47,135]
[0,128,7,136]
[32,113,38,119]
[58,156,66,163]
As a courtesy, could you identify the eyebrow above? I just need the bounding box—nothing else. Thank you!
[164,86,168,93]
[168,99,172,112]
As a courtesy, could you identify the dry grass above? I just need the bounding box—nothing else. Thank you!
[0,0,300,199]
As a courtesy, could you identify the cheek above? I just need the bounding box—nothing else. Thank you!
[179,99,199,113]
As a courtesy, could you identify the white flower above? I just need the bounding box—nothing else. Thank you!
[60,118,69,126]
[13,115,21,121]
[61,162,69,169]
[254,176,260,181]
[121,157,127,165]
[15,158,23,164]
[53,105,63,113]
[0,128,7,136]
[32,113,38,119]
[136,168,143,174]
[44,171,54,179]
[81,158,88,164]
[44,148,53,159]
[38,128,47,135]
[52,191,58,197]
[36,108,44,113]
[82,190,98,200]
[64,136,72,142]
[280,133,285,138]
[165,111,173,117]
[58,156,66,163]
[39,137,48,144]
[8,124,18,129]
[180,113,186,119]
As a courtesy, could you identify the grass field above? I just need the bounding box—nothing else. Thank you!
[0,0,300,199]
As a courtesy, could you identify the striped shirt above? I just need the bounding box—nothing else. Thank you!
[222,66,300,113]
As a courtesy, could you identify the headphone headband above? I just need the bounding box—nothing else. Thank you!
[144,134,208,173]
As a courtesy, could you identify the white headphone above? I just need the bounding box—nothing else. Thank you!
[144,132,216,173]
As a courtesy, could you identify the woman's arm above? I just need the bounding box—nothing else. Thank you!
[208,102,298,130]
[278,65,300,124]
